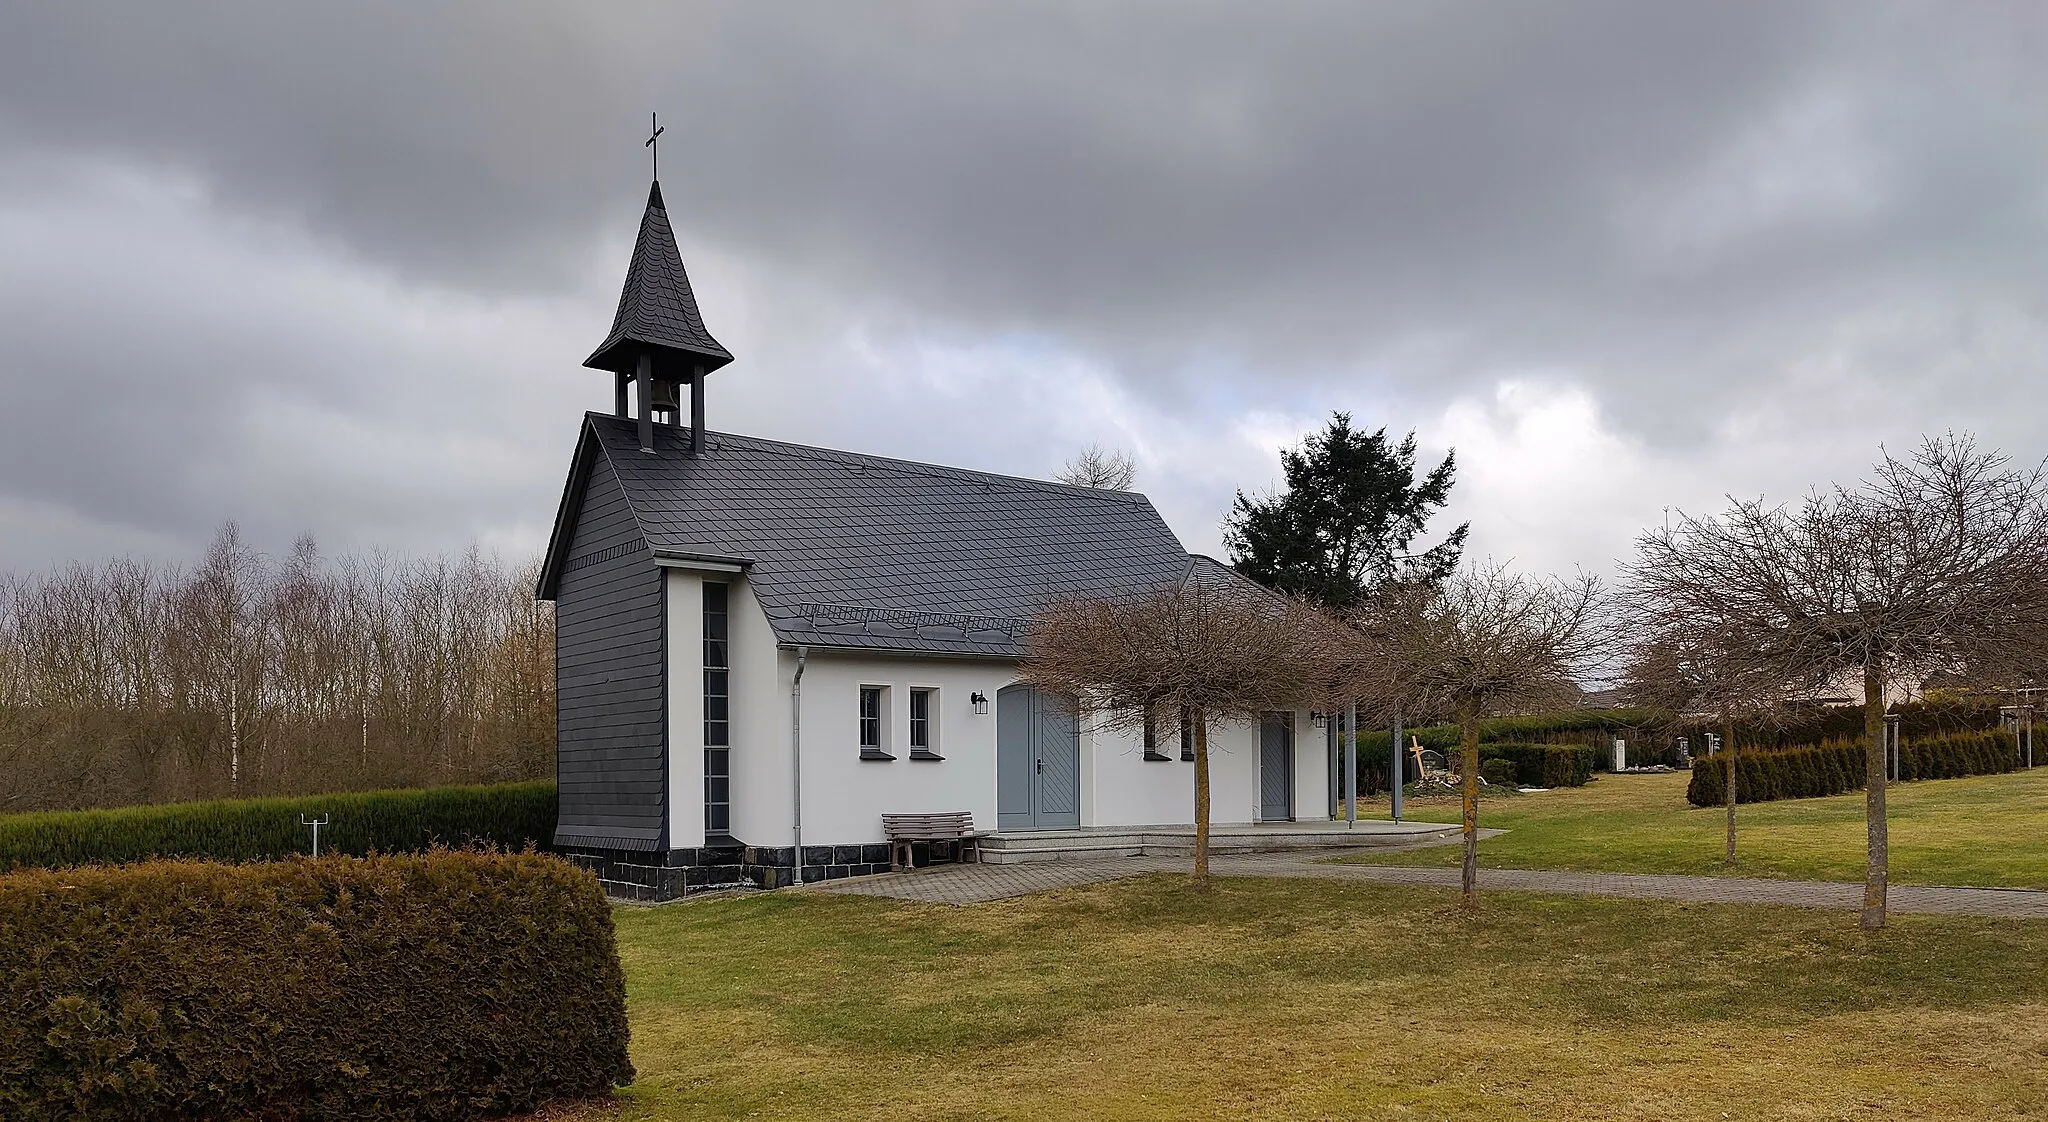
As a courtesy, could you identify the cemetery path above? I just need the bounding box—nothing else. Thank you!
[814,847,2048,917]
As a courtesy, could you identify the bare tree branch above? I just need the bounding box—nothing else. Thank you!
[1054,444,1139,491]
[1623,434,2048,929]
[1344,563,1609,907]
[1020,572,1347,886]
[0,524,557,810]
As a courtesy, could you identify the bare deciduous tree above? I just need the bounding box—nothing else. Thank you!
[0,522,556,811]
[1621,624,1792,865]
[1349,564,1606,908]
[1629,435,2048,930]
[1054,445,1139,491]
[1020,567,1344,887]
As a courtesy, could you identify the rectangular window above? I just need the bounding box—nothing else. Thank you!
[703,583,731,836]
[860,685,892,759]
[1143,705,1171,761]
[909,688,941,759]
[1179,707,1196,762]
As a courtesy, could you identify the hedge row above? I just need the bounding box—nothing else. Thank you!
[1477,742,1597,788]
[1355,708,1669,762]
[1686,731,2020,807]
[1350,699,2011,778]
[0,781,556,872]
[1672,697,2009,753]
[0,850,632,1120]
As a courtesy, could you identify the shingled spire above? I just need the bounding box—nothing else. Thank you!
[584,180,733,456]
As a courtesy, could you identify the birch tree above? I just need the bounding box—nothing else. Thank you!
[0,524,557,810]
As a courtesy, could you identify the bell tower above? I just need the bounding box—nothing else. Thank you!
[583,147,733,456]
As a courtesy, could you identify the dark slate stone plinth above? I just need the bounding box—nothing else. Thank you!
[563,839,895,901]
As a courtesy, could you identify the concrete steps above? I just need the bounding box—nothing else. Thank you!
[978,822,1461,865]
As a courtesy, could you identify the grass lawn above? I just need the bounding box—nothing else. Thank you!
[585,876,2048,1121]
[1349,766,2048,888]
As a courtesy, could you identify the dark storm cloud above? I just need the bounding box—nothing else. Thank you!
[2,2,2046,572]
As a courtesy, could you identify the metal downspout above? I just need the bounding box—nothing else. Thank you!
[792,646,807,886]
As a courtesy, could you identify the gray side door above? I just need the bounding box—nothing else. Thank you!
[1032,692,1081,828]
[1259,711,1294,821]
[997,685,1036,830]
[996,684,1081,830]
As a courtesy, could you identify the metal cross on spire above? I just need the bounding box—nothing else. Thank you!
[646,112,666,181]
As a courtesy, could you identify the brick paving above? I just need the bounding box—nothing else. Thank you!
[813,856,1163,904]
[813,847,2048,918]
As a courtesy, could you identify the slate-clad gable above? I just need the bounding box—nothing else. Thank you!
[553,446,666,851]
[539,413,1196,657]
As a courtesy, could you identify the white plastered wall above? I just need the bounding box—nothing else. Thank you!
[687,585,1333,845]
[1085,708,1323,827]
[725,577,790,849]
[783,650,1014,845]
[1297,713,1335,820]
[664,571,706,849]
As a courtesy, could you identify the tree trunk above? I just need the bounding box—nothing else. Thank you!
[1723,717,1737,865]
[1862,654,1889,931]
[1460,706,1480,909]
[228,676,240,796]
[1193,708,1211,891]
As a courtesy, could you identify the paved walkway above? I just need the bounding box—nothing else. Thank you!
[813,848,2048,918]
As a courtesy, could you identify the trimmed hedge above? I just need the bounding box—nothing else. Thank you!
[1356,708,1671,765]
[1675,697,2008,754]
[1687,731,2021,807]
[0,850,631,1120]
[1353,699,2010,779]
[0,781,556,872]
[1478,742,1597,788]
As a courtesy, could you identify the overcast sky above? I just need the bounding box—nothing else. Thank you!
[2,2,2045,582]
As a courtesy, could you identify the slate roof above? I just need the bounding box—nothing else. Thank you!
[1180,552,1277,599]
[539,413,1199,656]
[582,182,734,377]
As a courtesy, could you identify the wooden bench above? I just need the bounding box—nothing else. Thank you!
[882,812,988,871]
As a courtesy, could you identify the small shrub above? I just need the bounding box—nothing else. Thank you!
[0,849,632,1121]
[1479,758,1519,787]
[0,781,556,872]
[1478,743,1596,788]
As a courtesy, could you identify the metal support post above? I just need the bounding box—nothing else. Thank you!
[1343,701,1358,827]
[690,364,706,457]
[636,354,655,453]
[1390,712,1404,821]
[1885,714,1902,783]
[300,814,329,858]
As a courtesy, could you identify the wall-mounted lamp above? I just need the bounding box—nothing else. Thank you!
[970,691,990,716]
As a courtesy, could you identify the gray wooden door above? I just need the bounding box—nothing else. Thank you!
[1259,712,1294,821]
[997,684,1080,830]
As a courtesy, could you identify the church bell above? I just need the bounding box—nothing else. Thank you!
[648,377,683,415]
